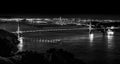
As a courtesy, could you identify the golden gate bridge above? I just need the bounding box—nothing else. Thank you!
[12,19,118,52]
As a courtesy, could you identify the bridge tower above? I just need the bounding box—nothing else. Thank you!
[89,21,92,34]
[17,20,23,52]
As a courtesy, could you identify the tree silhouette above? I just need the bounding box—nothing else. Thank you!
[0,29,19,57]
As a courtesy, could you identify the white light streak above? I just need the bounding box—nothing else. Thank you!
[107,29,114,35]
[18,37,23,52]
[107,34,114,49]
[89,33,94,46]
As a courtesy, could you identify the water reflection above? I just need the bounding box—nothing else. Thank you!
[18,37,24,52]
[107,31,114,49]
[89,33,94,46]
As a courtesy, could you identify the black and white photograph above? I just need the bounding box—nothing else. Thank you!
[0,6,120,64]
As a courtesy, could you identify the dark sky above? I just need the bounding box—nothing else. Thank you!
[1,7,119,15]
[0,4,120,19]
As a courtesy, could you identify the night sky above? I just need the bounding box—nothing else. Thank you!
[0,4,120,19]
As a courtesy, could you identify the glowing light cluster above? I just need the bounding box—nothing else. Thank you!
[107,29,114,35]
[18,37,23,52]
[89,33,94,46]
[107,33,114,49]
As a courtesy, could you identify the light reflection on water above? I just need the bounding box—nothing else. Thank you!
[17,29,116,54]
[89,33,94,46]
[88,31,115,50]
[21,32,115,51]
[17,37,24,52]
[107,33,114,49]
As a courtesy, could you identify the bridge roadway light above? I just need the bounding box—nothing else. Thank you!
[111,26,114,29]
